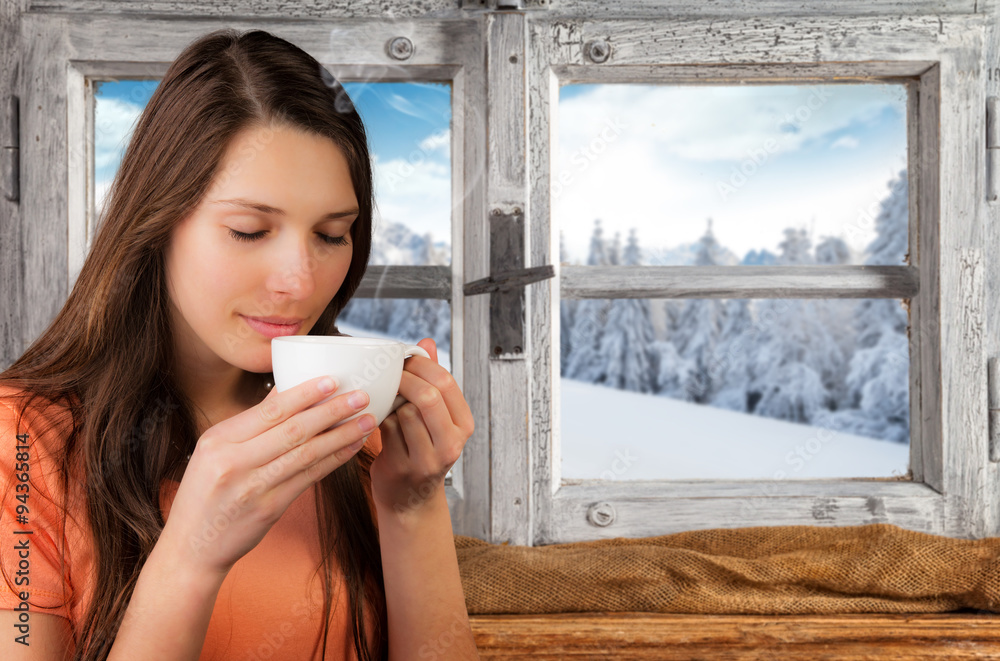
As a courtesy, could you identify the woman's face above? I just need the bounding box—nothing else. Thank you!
[164,122,359,375]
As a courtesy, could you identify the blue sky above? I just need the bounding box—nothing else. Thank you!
[94,79,453,246]
[95,78,907,264]
[555,83,908,263]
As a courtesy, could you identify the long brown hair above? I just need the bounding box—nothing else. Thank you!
[0,29,386,660]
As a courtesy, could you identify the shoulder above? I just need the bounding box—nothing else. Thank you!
[0,386,76,451]
[0,385,79,496]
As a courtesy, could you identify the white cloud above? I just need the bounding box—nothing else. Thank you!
[555,84,907,261]
[93,97,144,172]
[558,84,903,163]
[371,153,452,242]
[831,135,860,149]
[418,129,449,154]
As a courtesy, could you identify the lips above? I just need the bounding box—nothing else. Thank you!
[241,315,304,338]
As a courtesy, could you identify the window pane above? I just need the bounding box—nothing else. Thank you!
[560,296,910,481]
[344,81,452,266]
[556,84,908,267]
[94,80,158,220]
[94,80,452,265]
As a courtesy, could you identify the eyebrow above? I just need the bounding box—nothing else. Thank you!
[211,198,359,221]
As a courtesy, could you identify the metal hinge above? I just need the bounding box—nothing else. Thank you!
[460,0,549,10]
[3,95,18,203]
[987,97,998,203]
[988,357,1000,462]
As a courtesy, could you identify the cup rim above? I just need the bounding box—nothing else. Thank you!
[271,335,403,346]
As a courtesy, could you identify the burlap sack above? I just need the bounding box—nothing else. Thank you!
[454,523,1000,614]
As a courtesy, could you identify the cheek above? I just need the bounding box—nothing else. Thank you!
[173,235,246,315]
[322,250,354,296]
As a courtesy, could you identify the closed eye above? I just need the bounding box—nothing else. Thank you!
[227,228,350,247]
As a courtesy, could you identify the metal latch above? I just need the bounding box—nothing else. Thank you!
[463,207,555,359]
[988,97,999,203]
[989,357,1000,462]
[3,95,18,203]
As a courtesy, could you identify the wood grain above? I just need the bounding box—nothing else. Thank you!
[560,265,919,299]
[469,612,1000,659]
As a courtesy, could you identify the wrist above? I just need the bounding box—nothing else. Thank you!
[375,481,449,532]
[150,530,229,593]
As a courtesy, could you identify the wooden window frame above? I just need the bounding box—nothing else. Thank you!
[518,14,991,545]
[21,12,488,535]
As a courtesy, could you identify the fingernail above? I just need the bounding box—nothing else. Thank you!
[348,391,369,409]
[348,436,368,452]
[358,415,376,432]
[318,377,336,394]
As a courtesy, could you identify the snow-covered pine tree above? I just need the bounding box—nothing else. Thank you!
[748,228,840,422]
[560,231,578,374]
[709,298,754,412]
[565,220,613,382]
[595,229,657,393]
[814,169,910,442]
[609,231,622,266]
[668,219,729,403]
[813,235,856,409]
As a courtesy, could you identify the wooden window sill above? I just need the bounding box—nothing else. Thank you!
[469,612,1000,659]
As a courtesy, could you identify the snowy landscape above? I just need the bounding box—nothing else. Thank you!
[343,168,912,481]
[94,81,911,481]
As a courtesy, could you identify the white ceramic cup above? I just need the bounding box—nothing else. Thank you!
[271,335,431,427]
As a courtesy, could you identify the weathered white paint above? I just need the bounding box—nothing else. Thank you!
[560,265,919,299]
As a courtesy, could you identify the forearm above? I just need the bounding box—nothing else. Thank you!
[107,541,225,661]
[376,490,480,661]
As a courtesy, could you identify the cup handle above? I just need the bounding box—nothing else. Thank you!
[388,345,432,417]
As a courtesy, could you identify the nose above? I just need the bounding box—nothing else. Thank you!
[267,237,319,300]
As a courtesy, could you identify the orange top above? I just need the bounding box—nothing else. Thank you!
[0,386,383,659]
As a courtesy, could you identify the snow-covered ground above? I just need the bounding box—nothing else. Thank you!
[559,377,910,481]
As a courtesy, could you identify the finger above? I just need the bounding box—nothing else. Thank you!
[242,387,375,468]
[379,412,409,460]
[395,371,458,447]
[205,375,337,447]
[417,337,438,364]
[269,416,377,501]
[395,401,436,459]
[399,358,474,435]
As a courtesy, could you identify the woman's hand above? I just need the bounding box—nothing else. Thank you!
[157,376,376,579]
[369,338,475,518]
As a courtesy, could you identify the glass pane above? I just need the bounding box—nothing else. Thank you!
[94,80,159,220]
[344,81,451,266]
[93,80,452,265]
[560,296,910,481]
[556,84,908,267]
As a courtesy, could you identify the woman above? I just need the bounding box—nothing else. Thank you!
[0,29,477,660]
